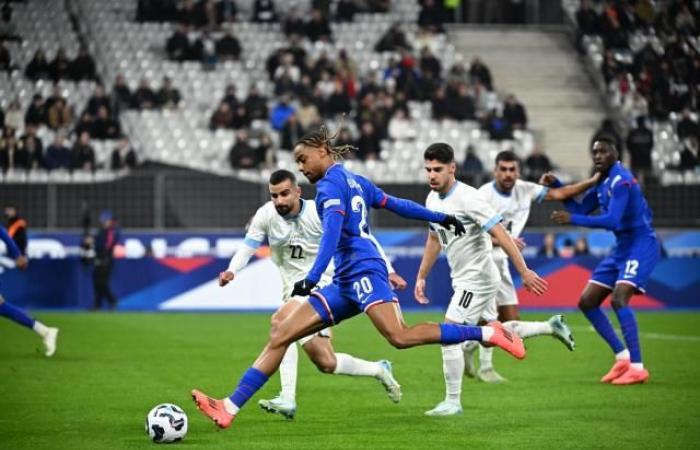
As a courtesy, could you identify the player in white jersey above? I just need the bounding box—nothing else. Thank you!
[218,170,404,420]
[471,150,600,382]
[414,143,549,416]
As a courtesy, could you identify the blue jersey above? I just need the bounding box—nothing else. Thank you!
[567,162,655,238]
[0,227,21,259]
[313,164,389,281]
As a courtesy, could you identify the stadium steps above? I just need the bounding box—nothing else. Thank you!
[450,28,605,178]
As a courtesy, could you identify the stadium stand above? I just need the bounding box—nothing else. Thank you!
[562,0,700,184]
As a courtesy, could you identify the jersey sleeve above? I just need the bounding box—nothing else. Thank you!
[243,206,268,249]
[523,180,549,204]
[358,175,389,208]
[570,178,630,230]
[563,187,599,215]
[0,227,21,259]
[462,192,503,232]
[316,179,346,217]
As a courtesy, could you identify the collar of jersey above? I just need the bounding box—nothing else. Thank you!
[439,181,459,199]
[284,199,305,220]
[491,181,511,197]
[325,163,341,177]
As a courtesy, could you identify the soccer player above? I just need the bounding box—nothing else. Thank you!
[469,150,599,382]
[219,169,404,420]
[0,227,59,357]
[548,137,659,385]
[414,144,556,416]
[192,126,545,429]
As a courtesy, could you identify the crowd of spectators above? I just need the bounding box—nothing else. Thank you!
[575,0,700,176]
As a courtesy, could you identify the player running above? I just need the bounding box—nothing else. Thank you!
[414,144,572,416]
[192,126,546,429]
[468,150,599,383]
[548,137,659,385]
[219,169,404,420]
[0,227,58,357]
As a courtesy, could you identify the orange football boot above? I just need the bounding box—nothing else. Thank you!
[601,359,631,383]
[612,366,650,385]
[486,321,526,360]
[191,389,235,429]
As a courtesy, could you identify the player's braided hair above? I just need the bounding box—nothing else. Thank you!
[295,122,357,161]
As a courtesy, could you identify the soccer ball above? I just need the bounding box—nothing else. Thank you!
[145,403,188,443]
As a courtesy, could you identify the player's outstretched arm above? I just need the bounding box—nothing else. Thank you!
[382,195,465,236]
[552,182,630,230]
[490,223,548,295]
[544,172,600,201]
[539,172,600,214]
[221,242,257,286]
[414,232,441,304]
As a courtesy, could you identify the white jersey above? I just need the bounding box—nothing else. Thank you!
[241,200,333,300]
[426,182,502,293]
[478,180,547,260]
[234,199,394,300]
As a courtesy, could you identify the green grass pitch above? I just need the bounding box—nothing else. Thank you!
[1,311,699,449]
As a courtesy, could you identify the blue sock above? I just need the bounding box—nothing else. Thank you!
[583,307,625,354]
[0,301,35,329]
[229,367,269,409]
[439,323,482,344]
[614,306,642,363]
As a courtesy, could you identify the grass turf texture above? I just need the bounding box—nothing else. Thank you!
[1,311,699,449]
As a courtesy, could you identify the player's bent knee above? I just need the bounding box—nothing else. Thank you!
[312,355,336,373]
[384,333,412,350]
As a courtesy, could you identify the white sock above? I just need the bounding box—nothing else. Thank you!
[223,397,239,415]
[479,345,494,371]
[441,344,464,404]
[462,340,478,353]
[279,343,298,402]
[32,321,49,337]
[615,349,630,361]
[481,326,494,341]
[631,362,644,370]
[503,320,552,339]
[333,353,380,377]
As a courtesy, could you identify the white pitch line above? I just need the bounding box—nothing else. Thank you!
[569,325,700,343]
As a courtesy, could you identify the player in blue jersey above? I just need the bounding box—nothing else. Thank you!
[191,126,547,428]
[548,136,659,385]
[0,227,59,357]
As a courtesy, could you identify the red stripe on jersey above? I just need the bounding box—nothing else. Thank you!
[379,195,388,208]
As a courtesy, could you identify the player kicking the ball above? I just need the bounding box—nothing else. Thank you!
[192,125,546,429]
[465,150,600,383]
[415,144,569,416]
[219,169,404,420]
[548,137,659,385]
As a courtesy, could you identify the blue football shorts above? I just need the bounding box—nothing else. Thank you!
[308,270,398,326]
[589,232,660,293]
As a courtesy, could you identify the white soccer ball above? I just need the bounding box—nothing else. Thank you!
[145,403,188,443]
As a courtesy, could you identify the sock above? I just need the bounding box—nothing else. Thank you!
[32,321,50,337]
[229,367,269,411]
[503,320,552,339]
[278,343,298,402]
[439,323,483,344]
[614,306,642,364]
[615,349,630,360]
[479,345,493,371]
[0,301,35,329]
[631,362,644,370]
[441,345,464,404]
[583,307,625,354]
[333,353,380,377]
